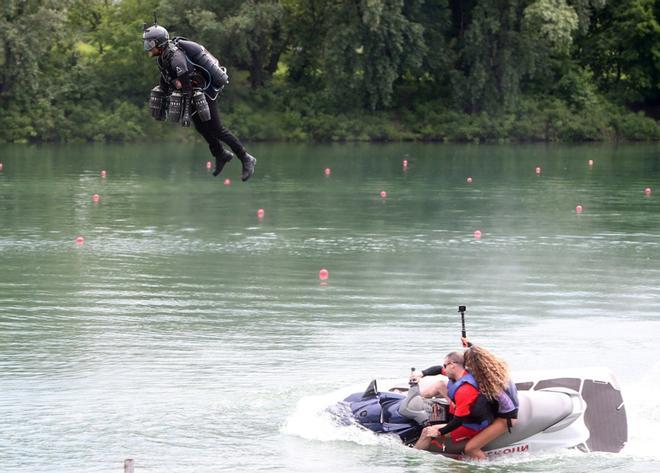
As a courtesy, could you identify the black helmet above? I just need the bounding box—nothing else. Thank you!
[143,24,169,51]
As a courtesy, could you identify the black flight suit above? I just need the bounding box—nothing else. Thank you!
[158,41,247,168]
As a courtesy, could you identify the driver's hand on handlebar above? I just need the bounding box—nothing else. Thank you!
[410,370,423,383]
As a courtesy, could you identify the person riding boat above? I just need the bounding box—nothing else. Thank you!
[410,338,518,458]
[413,351,494,451]
[461,340,519,460]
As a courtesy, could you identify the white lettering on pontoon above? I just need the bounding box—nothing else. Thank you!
[486,444,529,456]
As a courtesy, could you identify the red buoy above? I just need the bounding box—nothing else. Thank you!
[535,166,542,175]
[92,194,100,203]
[100,170,107,178]
[257,208,265,219]
[467,176,473,184]
[319,268,329,280]
[380,191,387,199]
[206,161,213,170]
[75,236,85,245]
[474,230,482,239]
[644,187,652,196]
[576,205,583,214]
[324,167,332,176]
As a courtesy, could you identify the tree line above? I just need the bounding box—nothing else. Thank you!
[1,0,658,143]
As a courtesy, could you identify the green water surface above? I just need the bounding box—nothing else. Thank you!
[0,142,658,473]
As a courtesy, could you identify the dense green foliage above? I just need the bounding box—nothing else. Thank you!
[1,0,658,143]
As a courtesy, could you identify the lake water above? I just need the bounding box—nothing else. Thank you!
[0,142,659,473]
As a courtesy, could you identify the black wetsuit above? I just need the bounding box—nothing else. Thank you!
[158,41,247,161]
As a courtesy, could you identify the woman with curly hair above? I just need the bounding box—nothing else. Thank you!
[462,339,519,460]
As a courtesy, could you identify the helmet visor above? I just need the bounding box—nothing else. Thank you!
[143,39,158,51]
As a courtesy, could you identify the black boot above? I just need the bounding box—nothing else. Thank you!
[212,150,234,177]
[239,153,257,181]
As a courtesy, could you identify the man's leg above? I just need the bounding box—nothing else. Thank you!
[414,425,442,450]
[420,378,448,398]
[192,113,233,177]
[206,98,256,181]
[415,427,467,456]
[463,418,512,460]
